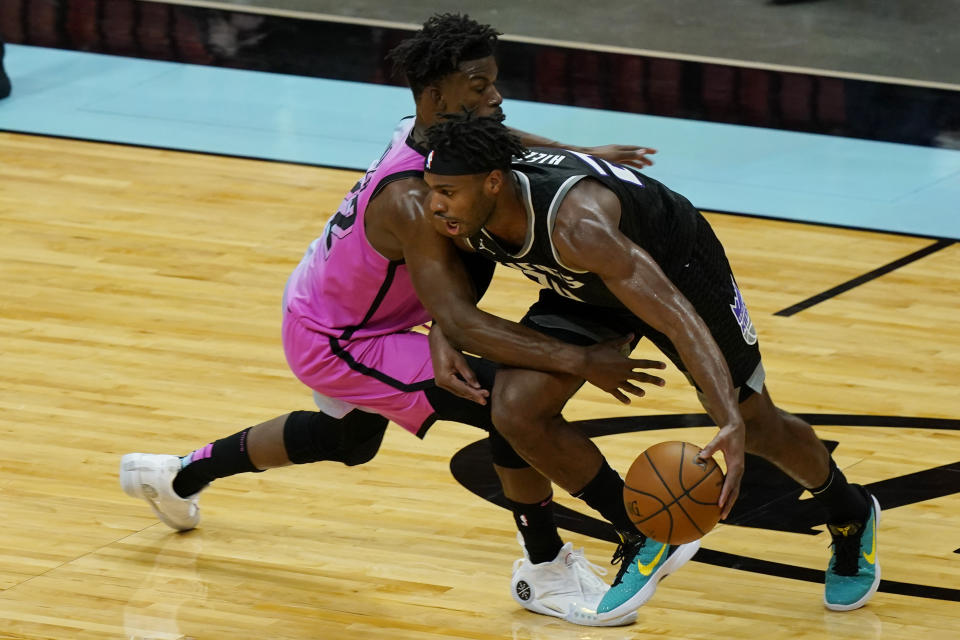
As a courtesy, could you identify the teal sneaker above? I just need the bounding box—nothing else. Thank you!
[593,534,700,620]
[824,489,881,611]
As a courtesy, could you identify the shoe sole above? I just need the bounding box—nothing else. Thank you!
[824,495,882,611]
[565,605,638,627]
[598,538,702,618]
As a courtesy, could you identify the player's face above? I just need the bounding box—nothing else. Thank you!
[423,172,495,238]
[436,56,503,118]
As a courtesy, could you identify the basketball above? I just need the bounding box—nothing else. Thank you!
[622,441,724,544]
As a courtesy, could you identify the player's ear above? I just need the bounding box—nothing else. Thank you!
[424,85,445,112]
[484,169,504,195]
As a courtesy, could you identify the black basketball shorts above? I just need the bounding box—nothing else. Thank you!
[520,217,764,402]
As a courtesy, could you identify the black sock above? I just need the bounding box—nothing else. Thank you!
[572,459,639,539]
[172,427,260,498]
[809,458,869,524]
[506,494,564,564]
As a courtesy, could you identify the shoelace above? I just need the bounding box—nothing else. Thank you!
[829,527,863,576]
[609,536,645,587]
[570,547,609,578]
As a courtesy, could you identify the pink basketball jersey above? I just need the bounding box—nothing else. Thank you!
[284,117,431,339]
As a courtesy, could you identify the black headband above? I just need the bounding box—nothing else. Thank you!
[423,149,493,175]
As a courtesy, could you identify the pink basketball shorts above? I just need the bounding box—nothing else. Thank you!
[282,312,437,436]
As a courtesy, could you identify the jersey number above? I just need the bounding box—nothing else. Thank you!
[321,182,360,256]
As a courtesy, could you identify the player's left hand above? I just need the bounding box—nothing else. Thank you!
[428,323,490,405]
[582,145,657,169]
[699,421,745,520]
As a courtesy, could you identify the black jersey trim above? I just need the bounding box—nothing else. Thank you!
[339,260,403,340]
[416,412,439,439]
[328,336,436,393]
[368,169,424,201]
[405,130,430,157]
[774,239,955,316]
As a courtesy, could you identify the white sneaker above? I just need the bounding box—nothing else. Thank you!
[510,533,635,626]
[120,453,201,531]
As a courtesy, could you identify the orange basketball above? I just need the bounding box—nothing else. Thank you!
[622,441,724,544]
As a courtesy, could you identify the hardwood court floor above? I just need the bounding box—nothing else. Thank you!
[1,132,958,639]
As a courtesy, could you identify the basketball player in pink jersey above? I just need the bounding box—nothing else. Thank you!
[121,14,661,627]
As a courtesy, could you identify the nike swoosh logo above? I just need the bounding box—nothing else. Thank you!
[862,514,877,564]
[637,544,667,576]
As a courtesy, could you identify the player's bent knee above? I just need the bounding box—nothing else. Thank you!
[338,410,389,466]
[489,396,526,440]
[283,409,388,466]
[490,377,538,427]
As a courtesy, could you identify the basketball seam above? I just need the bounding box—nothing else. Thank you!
[628,443,723,540]
[675,443,708,537]
[645,449,680,541]
[625,468,721,513]
[622,486,669,525]
[683,466,724,505]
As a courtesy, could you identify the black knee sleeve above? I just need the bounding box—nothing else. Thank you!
[488,427,530,469]
[283,409,388,467]
[338,410,389,466]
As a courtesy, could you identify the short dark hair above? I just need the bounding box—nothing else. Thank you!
[386,14,500,98]
[425,112,528,174]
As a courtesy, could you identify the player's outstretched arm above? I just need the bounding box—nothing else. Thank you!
[375,181,666,401]
[552,179,745,517]
[510,127,657,168]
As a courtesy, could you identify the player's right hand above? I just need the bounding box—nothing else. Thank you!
[581,334,667,403]
[699,421,745,519]
[429,323,490,405]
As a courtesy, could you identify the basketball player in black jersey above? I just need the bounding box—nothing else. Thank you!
[414,114,881,620]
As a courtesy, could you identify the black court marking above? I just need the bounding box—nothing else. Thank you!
[693,548,960,602]
[5,129,956,246]
[450,412,960,603]
[0,128,364,172]
[774,239,955,317]
[703,208,957,242]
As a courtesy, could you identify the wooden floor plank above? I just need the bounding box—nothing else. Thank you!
[1,132,957,639]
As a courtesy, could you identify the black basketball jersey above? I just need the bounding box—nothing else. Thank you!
[465,148,702,308]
